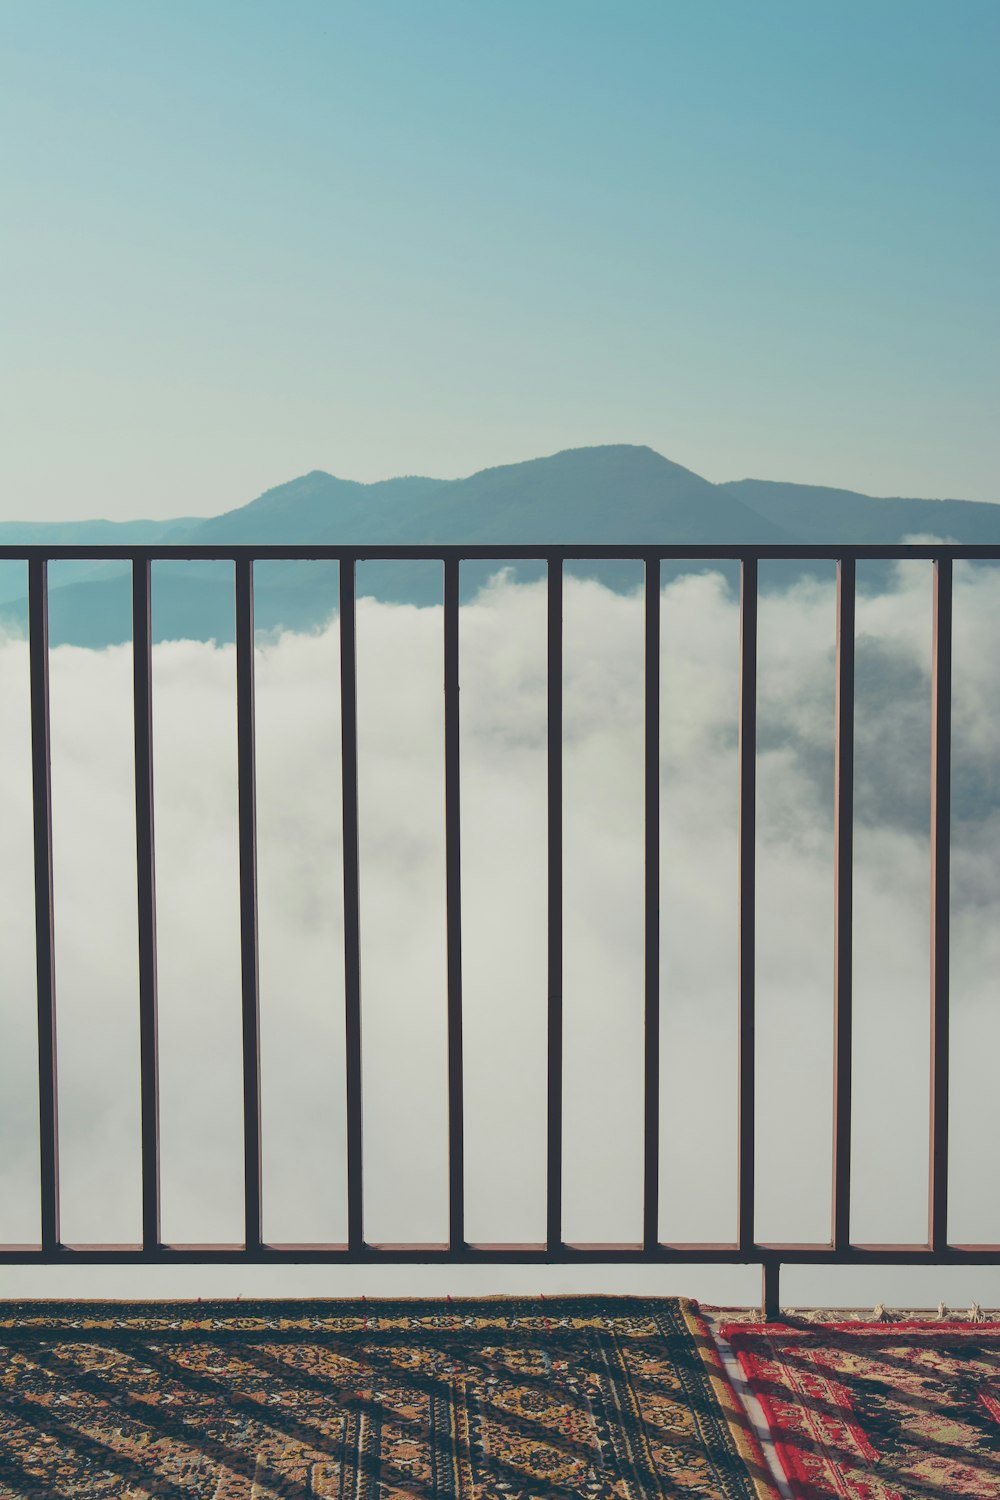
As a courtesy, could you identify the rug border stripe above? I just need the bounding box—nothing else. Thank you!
[682,1299,783,1499]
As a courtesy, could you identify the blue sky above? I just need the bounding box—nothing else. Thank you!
[3,0,998,519]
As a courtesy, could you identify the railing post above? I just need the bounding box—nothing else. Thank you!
[444,558,465,1252]
[832,559,855,1252]
[643,558,661,1252]
[929,558,952,1252]
[132,559,161,1251]
[235,559,263,1252]
[738,558,757,1254]
[546,558,563,1253]
[28,558,60,1253]
[339,559,365,1252]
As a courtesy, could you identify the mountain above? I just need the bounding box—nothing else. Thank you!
[720,478,999,545]
[0,445,996,646]
[379,446,792,545]
[184,446,797,614]
[189,472,448,546]
[0,517,198,607]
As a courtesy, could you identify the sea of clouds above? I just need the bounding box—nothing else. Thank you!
[0,558,998,1307]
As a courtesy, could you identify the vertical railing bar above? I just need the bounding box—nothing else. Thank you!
[132,559,160,1250]
[929,557,952,1252]
[443,559,465,1252]
[737,557,757,1254]
[235,558,262,1252]
[339,560,365,1252]
[546,559,564,1252]
[643,559,661,1251]
[28,558,60,1252]
[832,559,856,1251]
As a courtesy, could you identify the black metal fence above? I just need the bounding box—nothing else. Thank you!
[1,542,998,1317]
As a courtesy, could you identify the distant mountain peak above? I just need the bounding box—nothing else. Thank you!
[464,442,707,484]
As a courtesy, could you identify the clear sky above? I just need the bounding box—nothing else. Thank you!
[3,0,998,521]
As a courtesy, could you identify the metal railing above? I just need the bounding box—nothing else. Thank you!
[1,542,998,1317]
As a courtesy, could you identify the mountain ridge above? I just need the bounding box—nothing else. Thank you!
[1,444,996,645]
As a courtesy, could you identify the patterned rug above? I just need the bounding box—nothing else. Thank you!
[0,1296,780,1498]
[721,1318,1000,1499]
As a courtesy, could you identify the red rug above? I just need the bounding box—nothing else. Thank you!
[720,1317,1000,1498]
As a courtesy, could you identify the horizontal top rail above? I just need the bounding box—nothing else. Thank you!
[2,1241,999,1267]
[1,543,1000,563]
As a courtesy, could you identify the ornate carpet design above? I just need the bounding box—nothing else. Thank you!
[721,1319,1000,1499]
[0,1295,779,1498]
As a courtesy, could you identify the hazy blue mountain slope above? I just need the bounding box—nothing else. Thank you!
[184,473,449,545]
[395,445,795,545]
[151,473,455,607]
[722,479,1000,544]
[0,517,198,544]
[5,446,1000,645]
[4,567,338,648]
[235,445,797,605]
[0,517,198,606]
[209,445,764,552]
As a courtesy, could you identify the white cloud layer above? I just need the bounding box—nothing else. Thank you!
[0,560,998,1307]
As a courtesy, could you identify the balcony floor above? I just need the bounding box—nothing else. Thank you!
[3,1296,997,1498]
[0,1295,776,1498]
